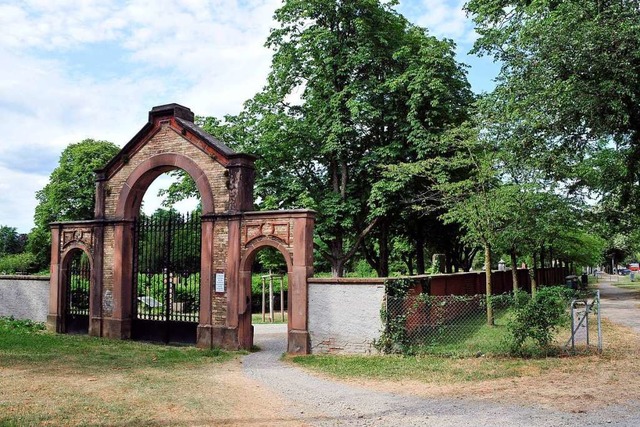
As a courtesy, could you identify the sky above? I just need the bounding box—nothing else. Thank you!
[0,0,500,233]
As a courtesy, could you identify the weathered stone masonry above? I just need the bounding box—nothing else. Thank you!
[48,104,315,353]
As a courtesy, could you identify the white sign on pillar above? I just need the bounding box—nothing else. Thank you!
[215,272,225,293]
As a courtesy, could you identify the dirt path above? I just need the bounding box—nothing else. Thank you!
[242,324,640,426]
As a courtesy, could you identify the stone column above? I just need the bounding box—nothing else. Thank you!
[196,219,214,348]
[288,213,315,354]
[47,224,62,332]
[89,222,104,337]
[224,214,244,349]
[106,220,133,339]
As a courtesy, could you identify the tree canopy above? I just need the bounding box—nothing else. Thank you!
[28,139,120,269]
[467,0,640,202]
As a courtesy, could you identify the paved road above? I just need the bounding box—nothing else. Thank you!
[596,274,640,333]
[243,324,640,426]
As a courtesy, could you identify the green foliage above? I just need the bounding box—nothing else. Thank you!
[28,139,119,269]
[157,170,200,207]
[136,209,201,275]
[0,317,46,334]
[353,259,377,278]
[173,282,200,313]
[251,274,288,295]
[467,0,640,220]
[507,286,572,356]
[135,273,201,312]
[377,290,566,357]
[376,277,424,354]
[70,284,90,311]
[0,226,24,257]
[0,252,37,274]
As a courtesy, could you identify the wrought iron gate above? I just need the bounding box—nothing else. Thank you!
[132,211,201,343]
[65,251,90,334]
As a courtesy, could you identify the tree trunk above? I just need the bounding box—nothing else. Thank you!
[510,245,519,292]
[445,254,453,274]
[331,259,345,277]
[484,243,494,326]
[539,245,545,286]
[377,223,389,277]
[531,252,538,298]
[416,236,425,274]
[403,254,414,276]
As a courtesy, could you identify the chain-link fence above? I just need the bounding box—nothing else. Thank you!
[378,293,514,355]
[377,288,601,356]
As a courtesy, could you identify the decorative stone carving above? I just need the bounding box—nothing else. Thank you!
[244,221,291,246]
[61,227,94,253]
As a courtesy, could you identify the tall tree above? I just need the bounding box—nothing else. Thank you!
[255,0,472,276]
[28,139,120,269]
[467,0,640,206]
[437,125,519,325]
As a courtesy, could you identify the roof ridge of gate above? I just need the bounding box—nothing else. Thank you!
[96,104,255,180]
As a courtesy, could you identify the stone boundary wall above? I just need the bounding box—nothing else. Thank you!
[307,278,386,355]
[0,275,50,322]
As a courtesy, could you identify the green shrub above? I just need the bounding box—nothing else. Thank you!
[349,259,377,277]
[507,286,571,356]
[0,252,37,274]
[174,283,199,313]
[0,316,46,333]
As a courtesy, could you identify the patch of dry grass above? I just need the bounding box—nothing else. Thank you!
[0,318,289,426]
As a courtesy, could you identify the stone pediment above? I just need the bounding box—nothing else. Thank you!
[96,103,255,180]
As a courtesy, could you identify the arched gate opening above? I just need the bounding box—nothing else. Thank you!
[239,240,293,349]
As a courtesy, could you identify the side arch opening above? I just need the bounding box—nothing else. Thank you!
[238,239,293,350]
[60,247,92,334]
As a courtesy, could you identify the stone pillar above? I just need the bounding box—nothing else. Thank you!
[288,213,315,354]
[224,214,244,349]
[196,219,214,348]
[89,222,104,337]
[105,220,133,339]
[94,173,106,219]
[47,224,62,332]
[227,157,255,211]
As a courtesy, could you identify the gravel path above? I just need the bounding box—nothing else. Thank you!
[596,274,640,333]
[243,324,640,426]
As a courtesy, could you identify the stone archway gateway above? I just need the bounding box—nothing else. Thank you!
[48,104,315,353]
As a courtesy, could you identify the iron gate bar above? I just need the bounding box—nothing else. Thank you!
[132,211,201,343]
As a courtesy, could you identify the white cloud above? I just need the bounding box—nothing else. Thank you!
[0,166,49,233]
[0,0,279,232]
[400,0,477,45]
[0,0,494,234]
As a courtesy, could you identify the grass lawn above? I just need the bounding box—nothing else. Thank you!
[0,317,241,426]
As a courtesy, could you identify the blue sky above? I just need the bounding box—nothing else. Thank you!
[0,0,499,233]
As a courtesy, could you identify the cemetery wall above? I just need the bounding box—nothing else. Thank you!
[0,276,50,322]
